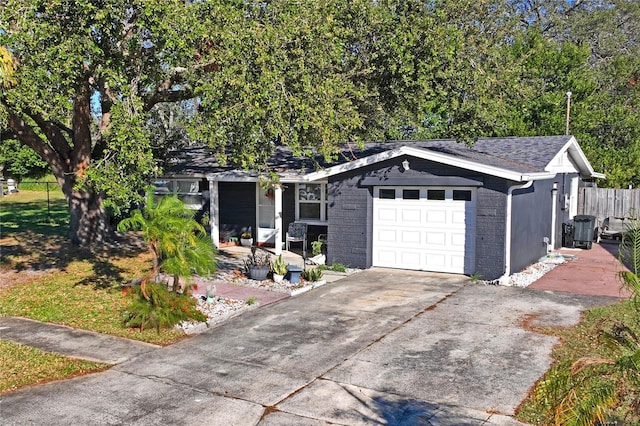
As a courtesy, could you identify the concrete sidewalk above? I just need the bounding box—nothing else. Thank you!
[0,316,159,364]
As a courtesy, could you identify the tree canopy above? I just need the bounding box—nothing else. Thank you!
[0,0,639,245]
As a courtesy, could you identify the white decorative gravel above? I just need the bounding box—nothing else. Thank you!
[483,253,574,287]
[177,297,254,334]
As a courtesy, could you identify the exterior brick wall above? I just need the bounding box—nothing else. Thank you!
[475,178,508,280]
[327,172,371,268]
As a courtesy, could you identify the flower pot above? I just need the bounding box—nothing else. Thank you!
[249,266,269,281]
[273,273,284,283]
[240,238,253,247]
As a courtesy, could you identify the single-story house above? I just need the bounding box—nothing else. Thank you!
[158,135,604,282]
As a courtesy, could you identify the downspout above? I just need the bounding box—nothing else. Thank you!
[550,182,558,251]
[499,180,534,285]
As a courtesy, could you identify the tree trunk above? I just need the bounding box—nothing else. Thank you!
[67,188,111,245]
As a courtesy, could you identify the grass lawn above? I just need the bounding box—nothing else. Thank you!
[0,191,187,393]
[516,299,640,425]
[0,340,108,394]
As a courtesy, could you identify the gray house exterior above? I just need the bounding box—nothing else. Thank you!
[160,136,603,282]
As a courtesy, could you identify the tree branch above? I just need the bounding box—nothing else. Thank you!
[143,88,194,112]
[19,106,73,160]
[143,60,218,111]
[6,110,66,177]
[71,82,93,177]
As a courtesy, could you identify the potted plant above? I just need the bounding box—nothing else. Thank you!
[243,247,271,280]
[240,228,253,247]
[310,240,326,265]
[271,254,287,283]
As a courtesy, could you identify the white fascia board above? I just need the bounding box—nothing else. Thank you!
[304,145,552,182]
[206,171,259,182]
[206,171,318,184]
[546,136,605,179]
[304,148,404,181]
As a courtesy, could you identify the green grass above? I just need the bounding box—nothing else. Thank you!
[0,256,185,346]
[516,299,640,425]
[0,340,108,394]
[0,191,190,393]
[0,189,68,237]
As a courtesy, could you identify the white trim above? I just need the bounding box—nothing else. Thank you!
[295,183,328,222]
[546,136,605,179]
[274,185,283,255]
[569,176,579,219]
[209,180,219,248]
[304,146,557,183]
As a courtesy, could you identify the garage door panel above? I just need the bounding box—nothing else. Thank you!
[426,210,447,223]
[451,210,467,224]
[450,232,466,247]
[376,229,397,242]
[400,230,421,244]
[450,255,465,269]
[375,249,397,265]
[373,187,476,274]
[399,251,421,266]
[401,209,422,223]
[377,208,397,222]
[425,232,446,246]
[425,253,447,268]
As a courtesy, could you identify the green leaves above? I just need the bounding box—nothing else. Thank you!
[117,192,217,287]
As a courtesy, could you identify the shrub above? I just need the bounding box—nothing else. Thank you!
[122,282,206,332]
[270,254,287,275]
[330,262,347,273]
[302,268,323,282]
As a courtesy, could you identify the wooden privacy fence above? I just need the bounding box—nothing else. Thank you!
[578,187,640,220]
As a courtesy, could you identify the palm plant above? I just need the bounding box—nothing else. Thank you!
[117,192,216,296]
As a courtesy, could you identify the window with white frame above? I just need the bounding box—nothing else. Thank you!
[152,179,203,210]
[296,183,327,223]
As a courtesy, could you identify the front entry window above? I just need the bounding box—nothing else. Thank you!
[296,183,327,223]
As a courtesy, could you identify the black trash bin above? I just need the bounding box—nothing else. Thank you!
[562,221,574,248]
[571,215,598,249]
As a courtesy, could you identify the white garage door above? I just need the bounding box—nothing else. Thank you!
[372,187,476,274]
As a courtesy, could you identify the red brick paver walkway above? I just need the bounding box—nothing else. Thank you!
[191,281,290,307]
[528,242,631,298]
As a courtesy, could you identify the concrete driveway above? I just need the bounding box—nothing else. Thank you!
[0,269,618,425]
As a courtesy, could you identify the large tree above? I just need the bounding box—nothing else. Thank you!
[501,0,640,187]
[0,0,516,245]
[0,1,232,244]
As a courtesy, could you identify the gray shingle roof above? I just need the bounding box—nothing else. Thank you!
[165,135,574,178]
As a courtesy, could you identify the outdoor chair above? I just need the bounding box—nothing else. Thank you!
[286,222,308,257]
